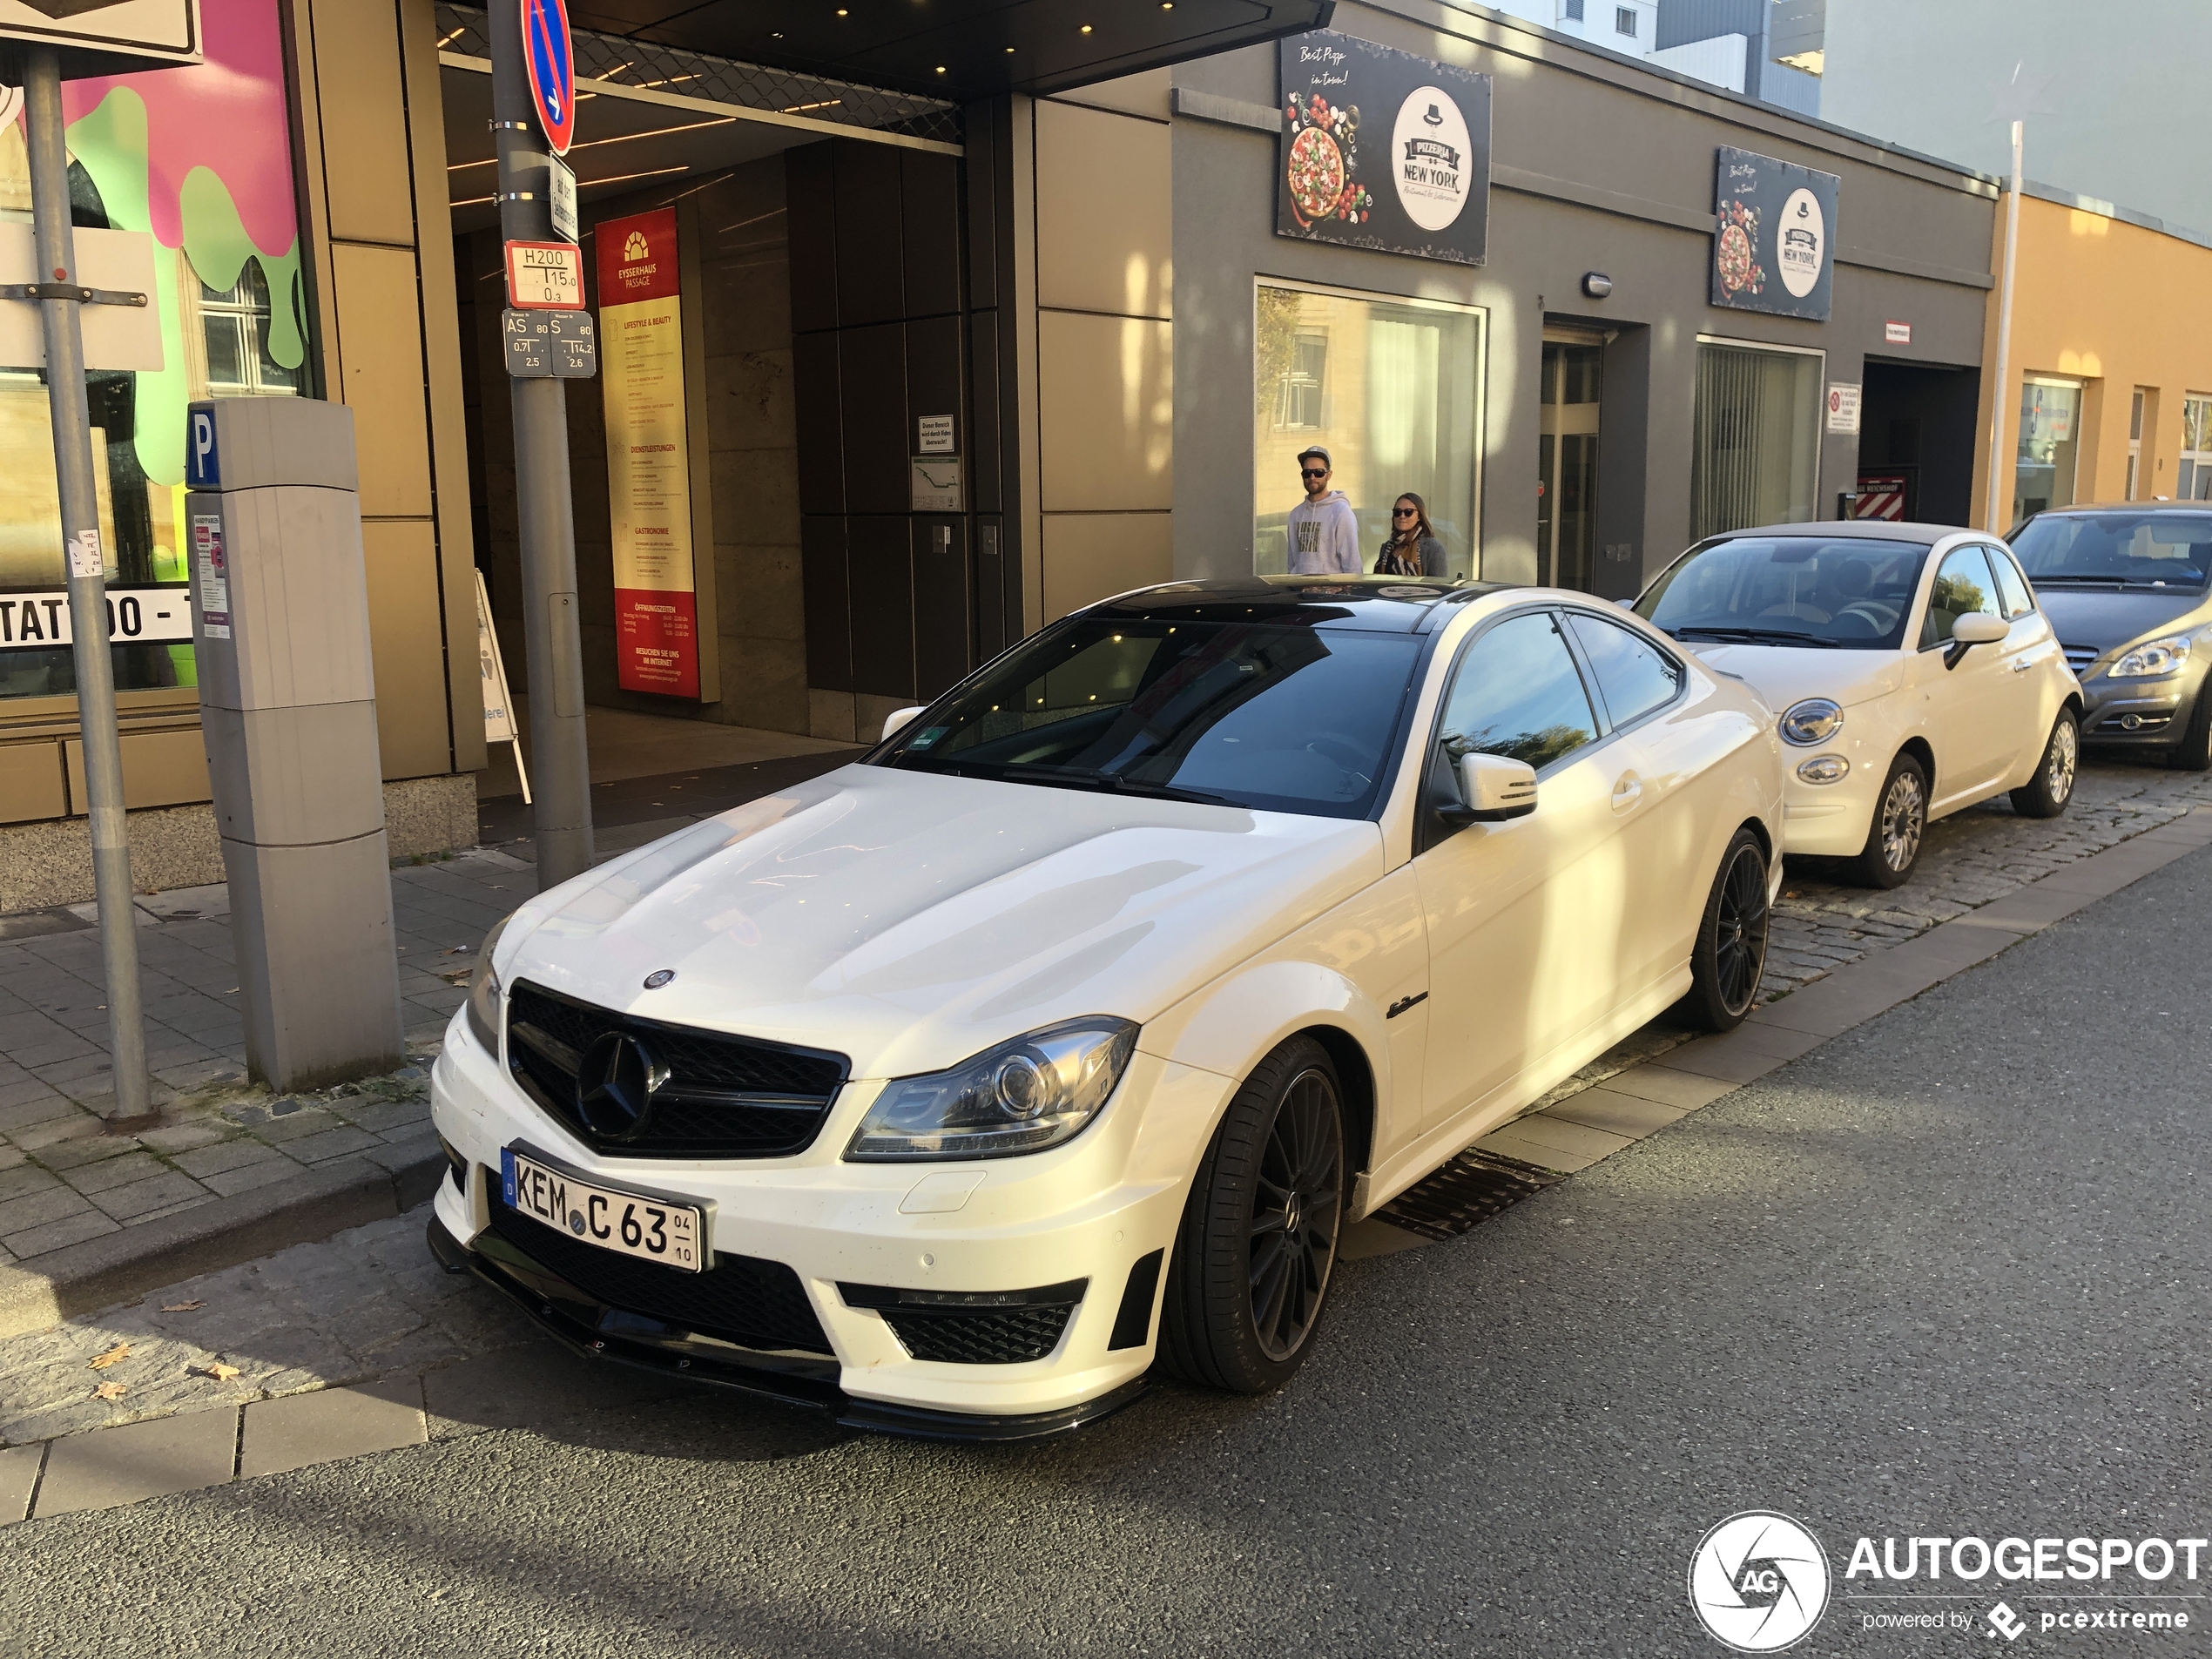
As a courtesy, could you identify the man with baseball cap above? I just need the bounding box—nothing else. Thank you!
[1286,446,1360,576]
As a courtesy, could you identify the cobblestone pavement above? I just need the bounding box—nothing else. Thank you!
[0,848,527,1266]
[0,1205,534,1448]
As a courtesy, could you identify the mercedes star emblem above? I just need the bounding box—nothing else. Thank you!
[575,1031,665,1139]
[643,969,676,989]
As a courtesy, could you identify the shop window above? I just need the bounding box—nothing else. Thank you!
[1253,280,1486,580]
[1689,339,1823,541]
[192,263,301,400]
[2178,395,2212,502]
[2013,379,2082,526]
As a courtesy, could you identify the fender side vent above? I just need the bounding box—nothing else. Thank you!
[1107,1249,1165,1351]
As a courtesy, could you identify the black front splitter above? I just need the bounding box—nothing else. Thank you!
[427,1216,1150,1444]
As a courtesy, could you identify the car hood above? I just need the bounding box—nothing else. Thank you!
[501,765,1382,1079]
[1676,643,1901,711]
[2033,587,2208,654]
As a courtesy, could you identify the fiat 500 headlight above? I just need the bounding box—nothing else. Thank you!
[846,1019,1139,1161]
[2108,635,2193,678]
[1779,698,1845,745]
[464,914,511,1055]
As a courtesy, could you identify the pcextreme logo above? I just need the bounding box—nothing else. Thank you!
[1689,1512,1832,1651]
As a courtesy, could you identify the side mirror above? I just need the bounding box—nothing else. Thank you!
[1453,751,1538,821]
[878,705,926,741]
[1952,612,2009,645]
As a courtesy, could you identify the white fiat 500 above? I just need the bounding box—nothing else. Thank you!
[1634,522,2083,887]
[428,579,1783,1439]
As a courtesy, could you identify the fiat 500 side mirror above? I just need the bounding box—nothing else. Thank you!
[1449,751,1539,821]
[1944,611,2009,669]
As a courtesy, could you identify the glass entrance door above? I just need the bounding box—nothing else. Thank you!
[1539,338,1602,590]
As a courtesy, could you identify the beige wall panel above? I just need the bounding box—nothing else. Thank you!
[1035,101,1171,319]
[1042,512,1174,623]
[309,0,415,246]
[1048,71,1170,123]
[362,520,452,779]
[1040,310,1173,513]
[331,243,435,519]
[0,738,66,822]
[64,729,210,813]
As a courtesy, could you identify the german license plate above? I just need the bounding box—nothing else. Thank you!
[500,1146,706,1273]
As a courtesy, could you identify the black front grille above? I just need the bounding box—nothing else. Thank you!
[487,1190,833,1354]
[2063,645,2100,674]
[881,1305,1076,1365]
[505,980,846,1158]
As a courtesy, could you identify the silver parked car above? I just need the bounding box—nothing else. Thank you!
[2010,504,2212,769]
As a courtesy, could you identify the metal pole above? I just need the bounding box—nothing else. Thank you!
[1984,118,2025,535]
[21,48,150,1123]
[490,2,593,886]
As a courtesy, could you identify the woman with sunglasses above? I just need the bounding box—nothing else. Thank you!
[1375,493,1443,577]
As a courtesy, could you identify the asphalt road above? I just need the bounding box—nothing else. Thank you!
[6,848,2211,1658]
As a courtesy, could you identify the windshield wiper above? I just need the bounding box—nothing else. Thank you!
[1016,765,1237,806]
[1668,625,1841,648]
[2033,574,2203,589]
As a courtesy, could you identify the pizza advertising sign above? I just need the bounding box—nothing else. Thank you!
[1277,32,1491,266]
[1710,145,1840,321]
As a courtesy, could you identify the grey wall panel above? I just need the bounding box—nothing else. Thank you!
[913,517,972,698]
[902,150,964,321]
[838,322,911,516]
[975,516,1006,658]
[792,330,845,516]
[847,516,916,698]
[786,143,840,335]
[907,314,965,459]
[801,515,853,692]
[963,102,998,312]
[833,139,906,327]
[1594,323,1652,601]
[968,318,1001,513]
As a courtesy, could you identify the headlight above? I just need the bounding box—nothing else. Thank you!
[1796,754,1849,785]
[845,1019,1138,1161]
[1778,698,1844,745]
[2108,635,2193,678]
[464,914,511,1055]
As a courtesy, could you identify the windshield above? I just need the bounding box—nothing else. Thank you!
[2010,513,2212,590]
[1635,536,1933,650]
[874,617,1423,818]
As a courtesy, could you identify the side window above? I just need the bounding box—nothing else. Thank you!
[1987,546,2036,618]
[1921,545,2000,647]
[1563,611,1683,727]
[1437,611,1599,772]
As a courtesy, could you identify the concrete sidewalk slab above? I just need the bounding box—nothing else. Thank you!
[240,1377,426,1478]
[0,1441,38,1523]
[1541,1086,1686,1139]
[32,1404,235,1518]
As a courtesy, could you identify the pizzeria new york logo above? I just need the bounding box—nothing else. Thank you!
[1391,86,1471,233]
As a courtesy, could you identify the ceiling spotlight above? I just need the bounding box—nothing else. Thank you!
[1005,44,1015,51]
[935,64,946,71]
[770,29,783,37]
[1080,22,1093,30]
[836,6,846,12]
[1161,2,1173,8]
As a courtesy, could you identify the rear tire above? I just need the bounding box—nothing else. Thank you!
[1677,827,1770,1032]
[2168,688,2212,772]
[1158,1036,1345,1394]
[1849,752,1929,889]
[2009,708,2080,818]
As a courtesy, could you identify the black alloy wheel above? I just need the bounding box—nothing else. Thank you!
[1679,826,1770,1032]
[1850,752,1929,889]
[2009,707,2080,818]
[1159,1035,1345,1393]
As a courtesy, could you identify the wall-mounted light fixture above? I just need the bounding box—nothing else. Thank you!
[1582,272,1614,300]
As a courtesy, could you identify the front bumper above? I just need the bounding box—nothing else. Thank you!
[1777,760,1876,858]
[2078,672,2193,750]
[428,1008,1224,1437]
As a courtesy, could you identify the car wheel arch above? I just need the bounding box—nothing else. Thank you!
[1897,734,1937,800]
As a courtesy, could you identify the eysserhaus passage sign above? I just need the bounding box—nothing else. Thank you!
[1711,145,1841,321]
[1278,32,1490,266]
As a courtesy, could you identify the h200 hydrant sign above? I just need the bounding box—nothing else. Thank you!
[1277,31,1491,266]
[597,206,701,699]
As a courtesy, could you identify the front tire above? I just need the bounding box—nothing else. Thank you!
[1159,1036,1345,1394]
[2168,687,2212,772]
[1677,826,1770,1031]
[2009,708,2080,818]
[1850,752,1929,889]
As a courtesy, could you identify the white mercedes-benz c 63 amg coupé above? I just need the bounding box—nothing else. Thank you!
[428,577,1784,1439]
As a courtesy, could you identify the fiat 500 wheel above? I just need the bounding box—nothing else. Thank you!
[1159,1035,1345,1394]
[1850,752,1928,889]
[1678,826,1770,1031]
[2009,708,2080,818]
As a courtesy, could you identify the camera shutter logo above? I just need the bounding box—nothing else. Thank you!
[1391,86,1473,232]
[1777,187,1825,299]
[1689,1511,1831,1651]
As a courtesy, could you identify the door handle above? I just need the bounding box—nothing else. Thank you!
[1611,771,1642,812]
[2012,658,2033,672]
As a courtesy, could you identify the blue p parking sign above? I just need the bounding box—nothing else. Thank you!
[185,403,219,488]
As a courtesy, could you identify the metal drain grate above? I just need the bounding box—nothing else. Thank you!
[1372,1149,1561,1241]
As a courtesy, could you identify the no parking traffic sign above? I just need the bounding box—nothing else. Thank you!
[523,0,575,155]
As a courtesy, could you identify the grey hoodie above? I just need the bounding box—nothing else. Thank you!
[1285,489,1361,575]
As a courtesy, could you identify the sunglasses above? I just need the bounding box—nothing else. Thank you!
[1393,507,1419,517]
[1300,467,1328,478]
